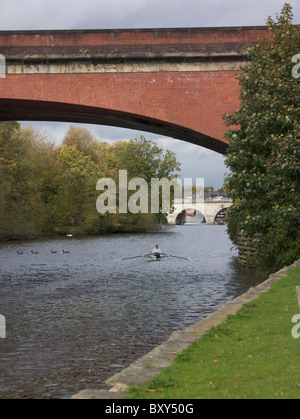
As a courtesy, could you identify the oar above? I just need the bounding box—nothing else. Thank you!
[117,253,191,262]
[117,254,156,261]
[166,254,191,261]
[117,255,145,261]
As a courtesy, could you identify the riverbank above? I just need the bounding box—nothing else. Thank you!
[73,259,300,399]
[3,226,257,398]
[129,260,300,399]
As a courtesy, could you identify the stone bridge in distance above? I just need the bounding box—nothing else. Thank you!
[167,197,233,225]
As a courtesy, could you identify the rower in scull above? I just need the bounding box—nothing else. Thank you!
[153,244,163,259]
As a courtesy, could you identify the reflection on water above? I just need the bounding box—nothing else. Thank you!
[0,225,265,399]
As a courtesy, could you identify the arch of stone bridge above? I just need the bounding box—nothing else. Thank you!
[204,202,233,224]
[175,208,205,226]
[168,201,233,225]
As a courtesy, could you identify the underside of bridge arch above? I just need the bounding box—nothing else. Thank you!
[206,204,233,225]
[174,211,186,226]
[0,99,228,154]
[173,208,205,225]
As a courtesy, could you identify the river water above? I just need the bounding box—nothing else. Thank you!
[0,225,264,399]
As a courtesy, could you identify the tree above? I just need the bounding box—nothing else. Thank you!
[223,3,300,272]
[52,145,102,234]
[0,124,56,239]
[110,136,181,220]
[0,122,182,238]
[62,125,107,165]
[111,136,181,183]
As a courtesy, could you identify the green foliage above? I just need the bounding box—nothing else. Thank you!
[224,3,300,272]
[51,145,102,234]
[0,123,181,239]
[0,124,56,239]
[62,125,105,165]
[109,136,181,182]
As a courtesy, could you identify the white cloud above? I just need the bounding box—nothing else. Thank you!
[0,0,299,30]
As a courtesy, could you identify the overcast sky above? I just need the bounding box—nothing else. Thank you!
[2,0,300,188]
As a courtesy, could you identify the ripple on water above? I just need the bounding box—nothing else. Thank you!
[0,226,265,398]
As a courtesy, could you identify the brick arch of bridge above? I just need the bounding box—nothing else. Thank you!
[0,70,239,154]
[0,27,270,153]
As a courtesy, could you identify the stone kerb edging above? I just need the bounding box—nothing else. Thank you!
[72,259,300,399]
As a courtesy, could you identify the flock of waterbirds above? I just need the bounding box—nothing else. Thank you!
[16,234,72,255]
[17,249,70,255]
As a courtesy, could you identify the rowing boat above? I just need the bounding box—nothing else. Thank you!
[148,257,161,262]
[147,255,166,262]
[118,253,191,262]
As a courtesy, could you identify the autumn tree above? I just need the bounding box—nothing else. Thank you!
[111,136,181,183]
[52,145,103,234]
[0,122,182,238]
[0,124,56,239]
[62,125,107,166]
[110,136,181,220]
[224,3,300,272]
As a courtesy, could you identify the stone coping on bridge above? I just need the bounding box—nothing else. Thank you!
[0,25,268,35]
[0,26,269,63]
[72,258,300,399]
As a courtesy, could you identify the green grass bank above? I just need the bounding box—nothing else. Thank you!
[128,264,300,399]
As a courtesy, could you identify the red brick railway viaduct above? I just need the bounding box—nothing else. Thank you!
[0,26,269,154]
